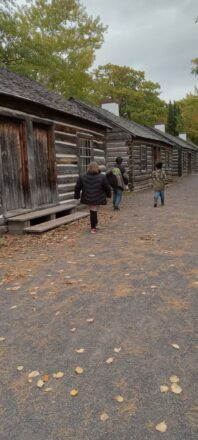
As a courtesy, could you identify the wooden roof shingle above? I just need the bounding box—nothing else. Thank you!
[0,68,110,129]
[69,97,173,146]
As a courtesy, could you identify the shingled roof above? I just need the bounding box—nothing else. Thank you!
[0,68,110,129]
[69,97,173,145]
[147,127,198,151]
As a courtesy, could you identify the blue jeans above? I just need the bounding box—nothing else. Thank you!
[154,191,165,204]
[113,188,123,208]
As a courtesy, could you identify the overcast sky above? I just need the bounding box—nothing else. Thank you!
[82,0,198,102]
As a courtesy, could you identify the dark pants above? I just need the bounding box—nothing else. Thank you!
[90,210,98,229]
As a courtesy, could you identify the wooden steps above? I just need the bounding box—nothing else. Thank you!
[25,211,89,234]
[7,202,88,234]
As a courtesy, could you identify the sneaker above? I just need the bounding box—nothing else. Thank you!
[114,206,120,210]
[90,228,97,234]
[154,203,157,208]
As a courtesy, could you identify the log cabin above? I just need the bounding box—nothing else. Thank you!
[69,98,174,191]
[0,69,110,234]
[150,125,198,177]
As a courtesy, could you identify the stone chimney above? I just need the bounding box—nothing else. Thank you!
[178,132,187,141]
[154,124,165,132]
[101,100,119,116]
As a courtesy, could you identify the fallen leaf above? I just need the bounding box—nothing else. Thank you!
[114,395,124,403]
[70,389,79,396]
[75,348,85,354]
[53,372,64,379]
[86,318,94,323]
[10,305,17,309]
[170,375,180,383]
[171,383,182,394]
[17,366,24,371]
[100,412,109,422]
[11,286,20,291]
[114,347,121,353]
[75,366,84,375]
[171,344,180,350]
[151,285,157,289]
[105,357,114,364]
[0,337,5,342]
[55,311,60,316]
[155,421,167,432]
[89,254,95,257]
[28,371,40,378]
[44,388,53,392]
[70,328,76,332]
[37,379,45,388]
[28,379,33,383]
[160,385,169,393]
[142,291,147,295]
[41,374,49,382]
[124,273,130,276]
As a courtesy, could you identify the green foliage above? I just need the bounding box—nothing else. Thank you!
[88,63,167,126]
[178,93,198,144]
[166,101,181,136]
[191,57,198,76]
[0,0,107,99]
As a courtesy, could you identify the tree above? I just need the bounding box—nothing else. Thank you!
[88,63,167,126]
[192,58,198,76]
[178,93,198,144]
[0,0,107,99]
[166,101,181,136]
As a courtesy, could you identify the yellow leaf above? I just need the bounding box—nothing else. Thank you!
[37,379,45,388]
[114,347,121,353]
[70,389,79,396]
[170,375,180,383]
[44,387,53,392]
[28,371,40,378]
[17,366,24,371]
[70,328,76,332]
[53,372,64,379]
[171,344,180,350]
[0,337,5,342]
[171,383,182,394]
[75,348,85,353]
[155,421,167,432]
[75,366,84,375]
[160,385,169,393]
[100,412,109,422]
[105,357,114,364]
[114,395,124,403]
[86,318,94,323]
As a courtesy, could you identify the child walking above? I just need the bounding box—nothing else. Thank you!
[152,162,166,207]
[74,162,111,233]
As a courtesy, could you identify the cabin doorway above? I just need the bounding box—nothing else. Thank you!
[188,153,192,174]
[153,147,161,169]
[0,118,29,213]
[32,123,56,206]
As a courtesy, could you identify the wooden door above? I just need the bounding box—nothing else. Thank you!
[33,124,54,206]
[0,119,28,212]
[188,153,192,173]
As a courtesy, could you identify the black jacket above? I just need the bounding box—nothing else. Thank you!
[74,173,111,205]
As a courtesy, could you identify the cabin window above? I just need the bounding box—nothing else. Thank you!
[165,150,171,169]
[140,146,147,171]
[79,138,93,173]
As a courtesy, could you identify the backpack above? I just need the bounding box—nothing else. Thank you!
[106,170,119,189]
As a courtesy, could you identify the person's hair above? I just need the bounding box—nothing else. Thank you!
[116,156,123,165]
[156,162,163,169]
[87,161,100,175]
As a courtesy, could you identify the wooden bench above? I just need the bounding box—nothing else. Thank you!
[25,211,89,234]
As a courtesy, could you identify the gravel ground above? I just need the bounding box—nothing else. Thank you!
[0,175,198,440]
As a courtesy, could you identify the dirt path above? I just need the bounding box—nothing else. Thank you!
[0,175,198,440]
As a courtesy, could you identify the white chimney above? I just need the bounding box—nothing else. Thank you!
[101,102,119,116]
[154,124,165,132]
[178,132,187,141]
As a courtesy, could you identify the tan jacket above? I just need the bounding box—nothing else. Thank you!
[152,169,166,191]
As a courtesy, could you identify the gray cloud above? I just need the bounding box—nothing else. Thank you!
[83,0,198,101]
